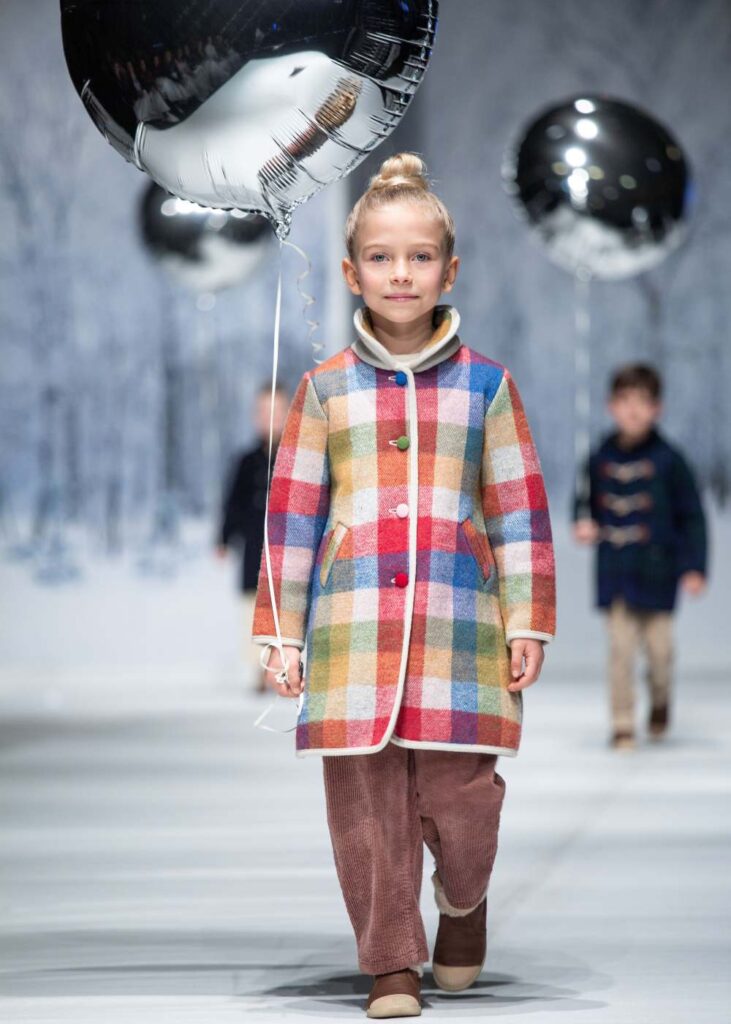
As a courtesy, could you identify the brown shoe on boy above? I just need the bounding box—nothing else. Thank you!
[365,968,421,1018]
[648,704,669,739]
[431,871,487,992]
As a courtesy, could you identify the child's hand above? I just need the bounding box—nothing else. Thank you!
[680,571,706,597]
[263,644,304,698]
[508,639,545,692]
[573,519,599,545]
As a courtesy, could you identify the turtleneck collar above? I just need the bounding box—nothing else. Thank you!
[351,304,462,373]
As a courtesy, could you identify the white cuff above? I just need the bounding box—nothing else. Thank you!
[252,635,305,650]
[506,630,554,646]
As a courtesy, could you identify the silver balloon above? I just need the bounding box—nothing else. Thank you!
[503,95,692,280]
[140,181,272,292]
[61,1,439,239]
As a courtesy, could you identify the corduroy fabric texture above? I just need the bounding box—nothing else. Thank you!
[322,742,505,975]
[607,597,673,733]
[252,305,556,757]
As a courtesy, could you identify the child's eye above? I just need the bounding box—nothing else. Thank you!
[371,253,388,262]
[413,253,431,262]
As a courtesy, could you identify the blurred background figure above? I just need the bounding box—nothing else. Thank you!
[573,364,708,750]
[216,378,291,693]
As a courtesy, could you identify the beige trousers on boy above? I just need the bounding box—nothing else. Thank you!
[606,597,674,733]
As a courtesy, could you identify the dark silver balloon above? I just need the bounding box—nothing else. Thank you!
[61,0,438,239]
[503,95,692,280]
[140,181,272,292]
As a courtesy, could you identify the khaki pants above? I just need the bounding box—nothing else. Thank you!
[322,742,505,975]
[606,598,674,733]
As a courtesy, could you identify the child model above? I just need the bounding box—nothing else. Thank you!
[252,153,556,1018]
[574,363,707,751]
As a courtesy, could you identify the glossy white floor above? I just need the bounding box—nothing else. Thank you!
[1,662,729,1023]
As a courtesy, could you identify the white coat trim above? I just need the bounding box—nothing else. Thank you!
[379,361,420,749]
[388,736,518,757]
[506,630,554,645]
[252,635,305,650]
[295,736,518,759]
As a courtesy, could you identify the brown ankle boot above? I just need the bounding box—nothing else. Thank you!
[366,968,421,1018]
[431,872,487,992]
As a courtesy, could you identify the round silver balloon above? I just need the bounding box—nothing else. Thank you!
[140,181,272,292]
[503,95,692,280]
[61,0,439,239]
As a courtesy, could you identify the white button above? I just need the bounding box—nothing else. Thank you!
[396,502,409,518]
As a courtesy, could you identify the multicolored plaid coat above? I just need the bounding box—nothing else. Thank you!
[253,305,556,757]
[574,428,707,611]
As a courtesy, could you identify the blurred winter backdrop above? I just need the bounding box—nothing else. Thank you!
[1,0,730,711]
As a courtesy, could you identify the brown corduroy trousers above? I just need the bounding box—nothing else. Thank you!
[322,741,506,975]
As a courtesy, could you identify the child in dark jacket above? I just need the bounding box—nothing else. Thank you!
[216,379,290,691]
[573,364,708,749]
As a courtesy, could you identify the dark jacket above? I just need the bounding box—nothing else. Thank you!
[574,428,707,611]
[219,442,278,592]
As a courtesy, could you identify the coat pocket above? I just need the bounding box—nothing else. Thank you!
[460,515,495,584]
[319,521,350,587]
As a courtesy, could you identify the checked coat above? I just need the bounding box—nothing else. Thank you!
[252,305,556,758]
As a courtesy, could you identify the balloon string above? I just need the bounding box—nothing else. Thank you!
[253,238,304,735]
[573,273,592,514]
[281,239,326,366]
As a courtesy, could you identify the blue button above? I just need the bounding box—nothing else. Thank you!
[395,371,407,386]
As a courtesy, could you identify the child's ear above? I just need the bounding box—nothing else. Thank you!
[441,255,460,293]
[342,257,362,295]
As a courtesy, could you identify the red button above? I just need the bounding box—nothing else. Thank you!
[394,571,409,588]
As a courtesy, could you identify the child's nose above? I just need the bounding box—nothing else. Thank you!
[390,262,412,282]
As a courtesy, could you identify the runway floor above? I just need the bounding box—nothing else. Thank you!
[1,668,729,1023]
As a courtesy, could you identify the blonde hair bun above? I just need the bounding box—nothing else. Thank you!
[367,152,430,193]
[344,150,455,259]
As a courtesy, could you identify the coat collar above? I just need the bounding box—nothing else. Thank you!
[604,427,662,455]
[351,304,462,373]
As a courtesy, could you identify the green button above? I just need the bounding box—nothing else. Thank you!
[396,435,410,450]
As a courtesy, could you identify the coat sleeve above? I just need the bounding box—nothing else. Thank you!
[481,368,557,646]
[571,448,604,524]
[218,453,249,547]
[572,453,593,522]
[251,372,330,650]
[669,448,708,577]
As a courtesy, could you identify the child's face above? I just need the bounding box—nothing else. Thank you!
[607,387,661,440]
[341,202,459,327]
[255,391,289,442]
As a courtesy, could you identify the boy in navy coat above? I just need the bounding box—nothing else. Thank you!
[573,364,707,749]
